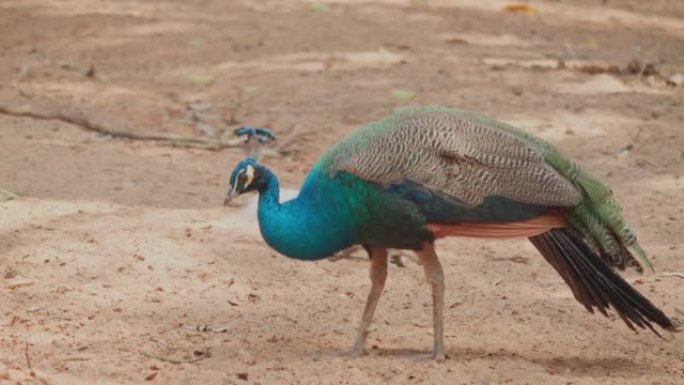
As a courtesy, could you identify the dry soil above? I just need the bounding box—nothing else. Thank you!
[1,1,684,384]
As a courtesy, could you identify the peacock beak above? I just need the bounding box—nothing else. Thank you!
[223,188,240,206]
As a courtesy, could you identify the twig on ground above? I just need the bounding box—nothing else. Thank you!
[327,246,367,262]
[0,188,17,202]
[25,342,32,370]
[0,104,245,151]
[143,348,211,364]
[59,355,94,362]
[662,272,684,279]
[192,324,228,333]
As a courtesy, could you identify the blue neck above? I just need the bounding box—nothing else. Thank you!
[256,167,358,260]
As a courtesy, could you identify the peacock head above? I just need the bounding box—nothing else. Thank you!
[223,157,267,206]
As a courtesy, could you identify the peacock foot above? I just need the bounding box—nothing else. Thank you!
[411,351,446,362]
[349,343,366,358]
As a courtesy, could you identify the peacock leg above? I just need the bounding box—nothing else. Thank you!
[415,242,445,361]
[351,246,388,356]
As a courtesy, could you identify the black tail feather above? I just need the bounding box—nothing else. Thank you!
[529,228,674,335]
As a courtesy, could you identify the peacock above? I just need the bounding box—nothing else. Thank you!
[223,106,675,360]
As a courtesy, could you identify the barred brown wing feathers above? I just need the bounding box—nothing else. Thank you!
[334,109,582,208]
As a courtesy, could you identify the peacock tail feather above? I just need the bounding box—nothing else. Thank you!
[501,116,651,272]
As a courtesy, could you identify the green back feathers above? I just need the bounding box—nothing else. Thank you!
[561,167,651,272]
[458,105,652,272]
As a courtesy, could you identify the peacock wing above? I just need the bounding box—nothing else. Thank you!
[329,107,582,208]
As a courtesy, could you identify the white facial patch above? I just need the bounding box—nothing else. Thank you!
[244,165,255,187]
[231,165,256,196]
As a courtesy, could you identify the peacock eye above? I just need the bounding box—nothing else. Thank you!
[237,173,247,184]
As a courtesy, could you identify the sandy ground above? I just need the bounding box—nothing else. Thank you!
[1,1,684,384]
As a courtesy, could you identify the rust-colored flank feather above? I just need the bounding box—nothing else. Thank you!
[426,212,568,239]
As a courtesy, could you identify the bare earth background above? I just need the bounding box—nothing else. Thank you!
[1,1,684,384]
